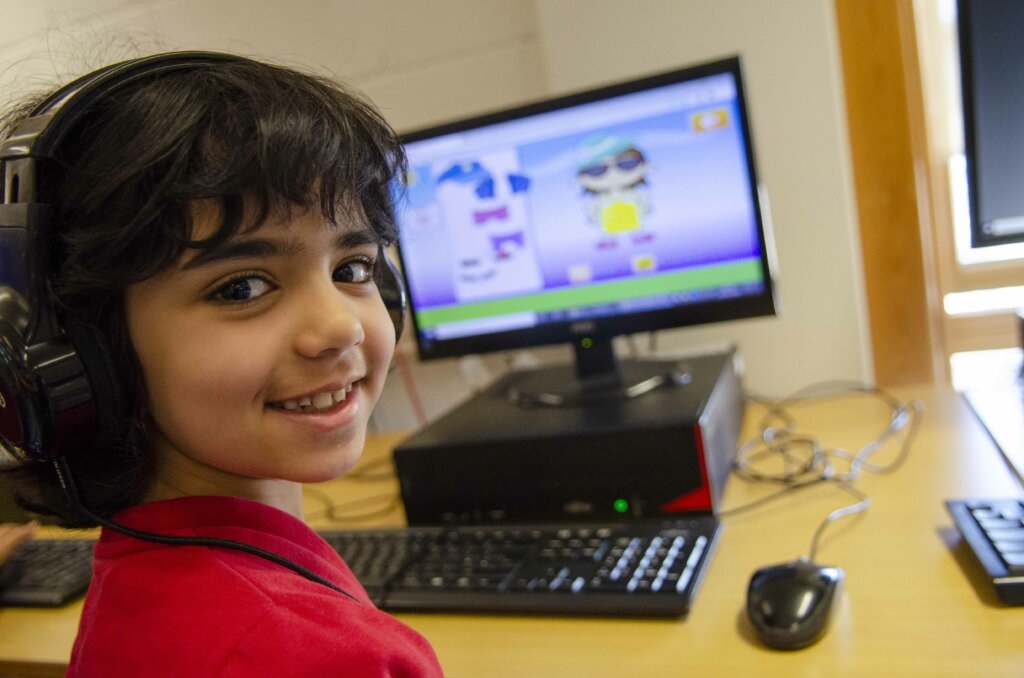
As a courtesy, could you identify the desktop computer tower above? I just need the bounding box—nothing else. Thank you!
[394,350,743,526]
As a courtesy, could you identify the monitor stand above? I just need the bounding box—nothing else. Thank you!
[505,337,694,407]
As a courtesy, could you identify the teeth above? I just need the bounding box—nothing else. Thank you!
[276,385,353,413]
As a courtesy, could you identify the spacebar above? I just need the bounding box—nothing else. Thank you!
[380,589,690,617]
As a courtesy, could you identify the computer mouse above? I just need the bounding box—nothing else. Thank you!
[745,557,844,650]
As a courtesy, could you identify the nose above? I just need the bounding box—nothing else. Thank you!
[292,279,364,359]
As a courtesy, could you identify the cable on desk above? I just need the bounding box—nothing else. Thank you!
[343,456,396,482]
[302,444,401,523]
[716,478,827,518]
[303,488,402,524]
[806,481,870,563]
[720,381,924,560]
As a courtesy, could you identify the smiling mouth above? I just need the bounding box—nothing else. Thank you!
[269,384,354,413]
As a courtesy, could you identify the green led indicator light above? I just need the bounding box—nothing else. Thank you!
[581,338,593,349]
[613,498,629,514]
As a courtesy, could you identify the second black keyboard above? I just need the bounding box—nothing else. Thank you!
[947,498,1024,606]
[321,517,720,617]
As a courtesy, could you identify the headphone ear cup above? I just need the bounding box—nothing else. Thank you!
[376,248,407,342]
[1,295,96,463]
[61,318,127,445]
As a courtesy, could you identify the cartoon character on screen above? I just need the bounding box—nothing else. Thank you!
[575,134,653,249]
[435,159,531,286]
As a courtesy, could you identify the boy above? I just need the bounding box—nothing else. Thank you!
[0,52,442,676]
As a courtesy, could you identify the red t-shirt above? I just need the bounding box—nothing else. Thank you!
[67,496,443,677]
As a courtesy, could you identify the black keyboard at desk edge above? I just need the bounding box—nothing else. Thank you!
[946,498,1024,606]
[0,538,95,607]
[321,516,720,617]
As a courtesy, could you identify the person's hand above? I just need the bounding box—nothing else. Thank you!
[0,521,38,564]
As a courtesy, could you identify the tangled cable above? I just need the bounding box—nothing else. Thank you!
[721,381,924,561]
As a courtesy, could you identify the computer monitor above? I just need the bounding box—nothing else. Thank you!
[394,56,776,404]
[958,0,1024,248]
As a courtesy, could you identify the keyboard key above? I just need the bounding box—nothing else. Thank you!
[995,503,1024,520]
[995,540,1024,553]
[978,518,1023,530]
[1002,552,1024,572]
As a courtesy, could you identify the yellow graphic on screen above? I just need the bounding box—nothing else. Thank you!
[692,109,728,132]
[632,254,656,273]
[601,201,641,233]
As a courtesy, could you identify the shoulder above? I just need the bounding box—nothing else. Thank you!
[224,596,444,678]
[71,545,281,673]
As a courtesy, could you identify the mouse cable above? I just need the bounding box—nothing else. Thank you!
[717,476,871,561]
[719,382,924,559]
[806,480,870,562]
[51,457,363,605]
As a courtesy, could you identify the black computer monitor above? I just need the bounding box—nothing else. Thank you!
[958,0,1024,248]
[394,56,776,404]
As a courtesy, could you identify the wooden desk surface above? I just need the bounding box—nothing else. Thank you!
[2,383,1023,677]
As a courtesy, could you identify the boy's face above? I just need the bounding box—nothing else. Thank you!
[125,203,395,505]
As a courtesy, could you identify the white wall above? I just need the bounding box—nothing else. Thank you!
[0,0,545,132]
[0,0,872,431]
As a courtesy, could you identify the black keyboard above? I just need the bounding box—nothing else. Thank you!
[321,517,720,617]
[0,538,95,607]
[0,520,721,615]
[946,498,1024,606]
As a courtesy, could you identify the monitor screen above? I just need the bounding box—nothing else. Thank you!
[958,0,1024,248]
[394,56,775,371]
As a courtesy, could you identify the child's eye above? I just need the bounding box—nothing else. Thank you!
[210,275,274,303]
[333,258,375,285]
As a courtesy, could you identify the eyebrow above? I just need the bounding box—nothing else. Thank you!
[180,229,381,271]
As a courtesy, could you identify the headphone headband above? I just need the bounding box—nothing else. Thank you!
[1,52,241,164]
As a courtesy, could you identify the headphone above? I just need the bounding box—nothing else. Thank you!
[0,51,407,467]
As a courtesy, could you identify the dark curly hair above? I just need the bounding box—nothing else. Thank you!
[0,54,407,527]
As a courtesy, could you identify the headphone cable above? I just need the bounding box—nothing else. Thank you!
[51,457,363,604]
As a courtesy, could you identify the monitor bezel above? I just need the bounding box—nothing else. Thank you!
[395,55,777,362]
